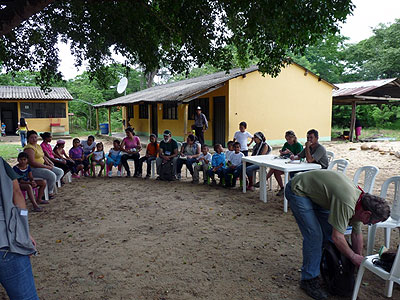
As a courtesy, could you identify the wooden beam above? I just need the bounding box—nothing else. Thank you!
[349,101,357,142]
[108,107,112,136]
[147,104,151,137]
[96,108,99,134]
[183,103,188,141]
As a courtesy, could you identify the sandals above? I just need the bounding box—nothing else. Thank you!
[32,206,43,212]
[39,200,49,205]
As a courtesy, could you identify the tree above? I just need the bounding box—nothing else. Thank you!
[0,0,354,88]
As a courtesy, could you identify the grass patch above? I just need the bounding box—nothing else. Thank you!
[332,127,400,140]
[69,130,98,138]
[0,143,21,160]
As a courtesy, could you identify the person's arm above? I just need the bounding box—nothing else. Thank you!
[351,231,363,256]
[179,144,185,156]
[332,229,364,267]
[13,179,27,209]
[25,149,51,169]
[28,171,37,187]
[171,147,178,158]
[203,114,208,130]
[135,138,142,152]
[260,144,269,155]
[191,143,201,159]
[304,142,316,163]
[247,137,254,147]
[43,155,54,166]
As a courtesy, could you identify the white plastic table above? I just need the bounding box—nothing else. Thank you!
[242,155,321,212]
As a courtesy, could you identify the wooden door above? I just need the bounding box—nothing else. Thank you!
[151,103,158,136]
[213,96,226,147]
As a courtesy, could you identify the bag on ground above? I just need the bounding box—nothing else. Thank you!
[159,160,175,181]
[320,241,355,297]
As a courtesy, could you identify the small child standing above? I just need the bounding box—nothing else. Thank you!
[107,140,122,177]
[207,144,226,185]
[224,142,244,187]
[89,142,105,177]
[193,144,212,184]
[13,152,47,212]
[138,134,159,178]
[1,122,6,136]
[233,121,253,156]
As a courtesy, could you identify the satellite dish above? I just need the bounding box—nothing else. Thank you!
[117,77,128,94]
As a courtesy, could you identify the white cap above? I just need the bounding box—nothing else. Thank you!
[196,106,201,110]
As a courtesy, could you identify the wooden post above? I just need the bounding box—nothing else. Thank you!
[96,108,99,134]
[147,104,151,136]
[108,107,112,136]
[183,103,188,141]
[349,101,357,142]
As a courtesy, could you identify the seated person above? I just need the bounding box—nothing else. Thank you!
[224,141,234,163]
[193,145,212,184]
[107,140,122,177]
[13,152,47,212]
[81,135,96,175]
[53,140,81,178]
[207,144,226,185]
[156,130,179,178]
[224,142,244,187]
[267,130,302,196]
[290,129,328,169]
[69,138,87,175]
[89,142,105,177]
[138,134,159,178]
[120,127,141,177]
[176,134,201,180]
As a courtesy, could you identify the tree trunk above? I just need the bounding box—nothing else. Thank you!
[145,69,158,88]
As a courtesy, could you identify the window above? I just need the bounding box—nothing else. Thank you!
[163,102,178,120]
[188,98,209,120]
[20,102,66,118]
[127,104,134,119]
[139,104,148,119]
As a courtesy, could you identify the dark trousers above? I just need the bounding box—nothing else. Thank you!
[138,156,156,176]
[54,160,77,175]
[121,153,140,175]
[224,166,241,187]
[176,157,197,175]
[241,150,249,156]
[195,127,205,145]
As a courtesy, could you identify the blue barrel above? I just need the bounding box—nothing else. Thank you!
[100,123,109,134]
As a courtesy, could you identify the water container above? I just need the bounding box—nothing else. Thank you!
[100,123,109,134]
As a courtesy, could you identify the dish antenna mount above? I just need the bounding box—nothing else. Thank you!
[117,77,128,95]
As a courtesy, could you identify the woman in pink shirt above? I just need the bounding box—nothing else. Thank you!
[120,127,141,177]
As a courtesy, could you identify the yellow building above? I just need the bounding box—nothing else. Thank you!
[95,63,335,146]
[0,86,72,135]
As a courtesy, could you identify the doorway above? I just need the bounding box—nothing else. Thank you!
[151,103,158,136]
[0,102,18,135]
[213,96,226,147]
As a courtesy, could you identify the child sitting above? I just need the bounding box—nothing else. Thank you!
[89,142,105,177]
[107,140,122,177]
[225,140,234,163]
[13,152,47,212]
[193,144,212,184]
[69,138,87,175]
[223,142,244,187]
[207,144,226,185]
[53,140,82,178]
[233,121,254,156]
[81,135,96,175]
[138,134,159,178]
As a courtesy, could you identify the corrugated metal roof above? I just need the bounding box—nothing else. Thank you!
[94,66,259,108]
[333,78,398,97]
[0,86,73,100]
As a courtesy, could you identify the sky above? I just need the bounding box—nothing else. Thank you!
[58,0,400,80]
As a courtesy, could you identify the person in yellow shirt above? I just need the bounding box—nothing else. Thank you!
[17,118,29,147]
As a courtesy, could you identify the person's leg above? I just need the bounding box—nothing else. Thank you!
[0,252,39,300]
[201,164,208,183]
[273,170,284,189]
[172,157,178,176]
[35,179,46,204]
[245,164,258,188]
[176,158,184,177]
[138,156,146,176]
[195,127,204,145]
[51,166,64,183]
[91,161,97,177]
[132,153,140,176]
[20,131,27,147]
[185,158,196,175]
[31,167,57,195]
[121,154,131,176]
[98,161,105,177]
[193,163,200,182]
[20,183,40,210]
[313,204,332,244]
[66,160,77,174]
[146,157,156,176]
[285,182,324,280]
[156,157,162,175]
[241,150,248,156]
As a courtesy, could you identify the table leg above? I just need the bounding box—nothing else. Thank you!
[259,166,267,203]
[283,171,289,213]
[242,160,247,193]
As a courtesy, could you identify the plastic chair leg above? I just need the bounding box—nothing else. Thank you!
[385,280,394,297]
[351,264,365,300]
[367,225,377,255]
[384,227,391,249]
[151,160,156,178]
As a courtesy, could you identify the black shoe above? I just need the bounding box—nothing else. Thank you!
[126,171,131,178]
[300,278,328,300]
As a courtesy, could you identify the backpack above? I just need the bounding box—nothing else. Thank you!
[320,241,355,297]
[159,160,175,181]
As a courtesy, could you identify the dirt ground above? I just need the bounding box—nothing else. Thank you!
[1,137,400,300]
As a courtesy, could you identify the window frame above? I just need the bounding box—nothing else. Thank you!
[162,102,178,120]
[139,103,149,119]
[20,102,66,119]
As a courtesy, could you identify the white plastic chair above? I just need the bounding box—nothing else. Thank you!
[367,176,400,255]
[326,151,334,164]
[352,244,400,299]
[353,165,379,194]
[327,159,349,174]
[33,178,49,201]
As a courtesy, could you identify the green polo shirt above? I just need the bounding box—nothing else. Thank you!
[282,142,303,155]
[291,170,362,234]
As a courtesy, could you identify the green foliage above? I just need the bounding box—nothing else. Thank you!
[0,0,354,88]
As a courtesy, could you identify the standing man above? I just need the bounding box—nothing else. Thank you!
[194,106,208,145]
[290,129,328,169]
[285,170,390,300]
